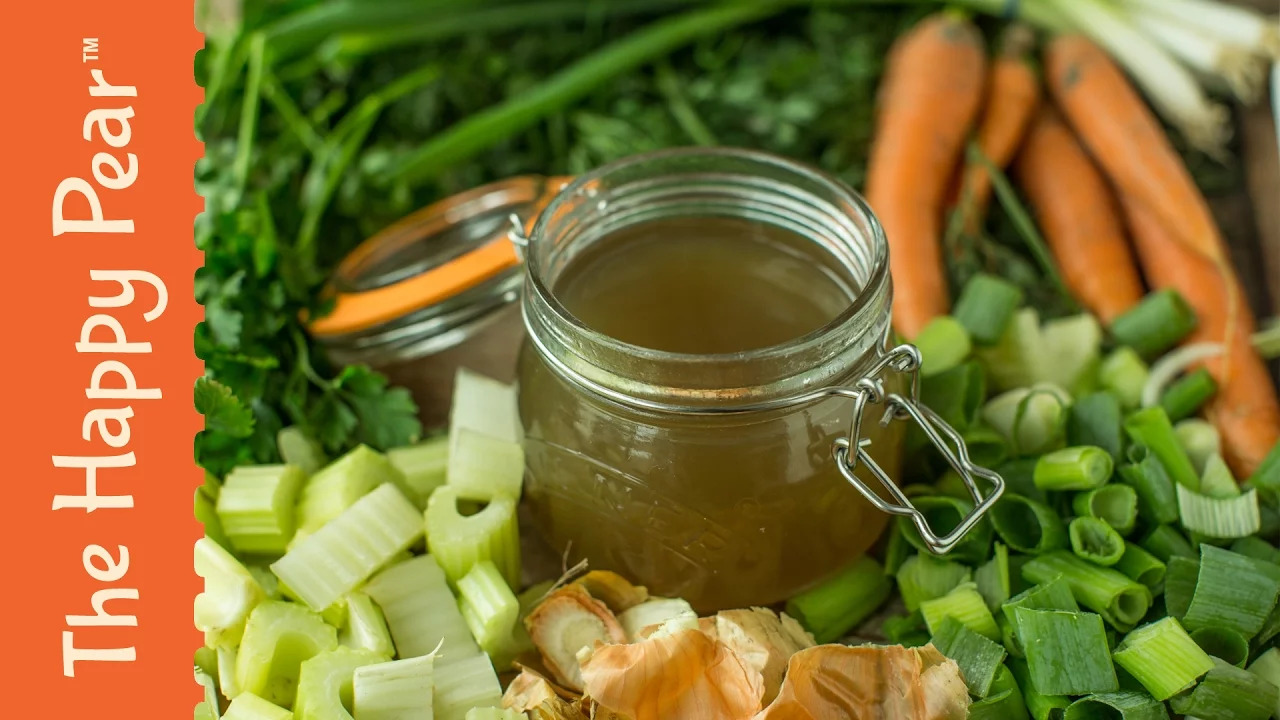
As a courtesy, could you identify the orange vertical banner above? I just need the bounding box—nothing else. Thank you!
[0,2,201,717]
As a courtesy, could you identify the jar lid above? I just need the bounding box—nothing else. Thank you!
[308,175,570,341]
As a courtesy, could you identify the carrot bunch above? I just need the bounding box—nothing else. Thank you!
[866,17,1279,477]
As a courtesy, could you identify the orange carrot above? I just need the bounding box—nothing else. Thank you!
[865,12,987,340]
[954,24,1040,236]
[1013,105,1144,325]
[1123,196,1280,478]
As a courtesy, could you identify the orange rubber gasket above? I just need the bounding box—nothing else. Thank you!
[307,175,571,337]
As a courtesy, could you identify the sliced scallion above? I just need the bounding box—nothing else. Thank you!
[916,316,974,377]
[896,554,971,612]
[1064,691,1168,720]
[1013,607,1118,696]
[1073,485,1138,536]
[1139,524,1196,563]
[976,543,1012,612]
[1177,484,1262,539]
[1099,348,1150,411]
[1189,625,1250,667]
[1000,614,1024,658]
[1109,289,1198,359]
[982,383,1072,457]
[1175,418,1221,476]
[954,273,1025,346]
[1163,556,1199,620]
[1112,616,1214,700]
[1113,543,1166,590]
[1068,392,1125,462]
[1119,445,1179,526]
[1182,545,1280,638]
[1123,407,1201,491]
[1003,577,1080,628]
[1247,648,1280,720]
[882,523,910,576]
[1010,656,1071,720]
[1023,552,1152,631]
[786,556,891,644]
[1168,658,1279,720]
[921,582,1001,641]
[1035,446,1114,491]
[1200,453,1240,499]
[1248,439,1280,492]
[897,495,993,565]
[920,361,987,434]
[932,615,1008,698]
[1230,536,1280,566]
[969,664,1031,720]
[1070,517,1126,566]
[882,611,931,648]
[991,494,1068,554]
[1159,368,1217,422]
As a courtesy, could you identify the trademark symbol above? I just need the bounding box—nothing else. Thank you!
[82,38,99,62]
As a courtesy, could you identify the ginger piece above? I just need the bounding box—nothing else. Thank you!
[525,585,627,691]
[714,608,815,705]
[572,571,649,614]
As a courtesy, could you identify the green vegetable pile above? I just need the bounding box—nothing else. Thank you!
[784,274,1280,720]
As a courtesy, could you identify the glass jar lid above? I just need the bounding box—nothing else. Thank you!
[308,175,570,362]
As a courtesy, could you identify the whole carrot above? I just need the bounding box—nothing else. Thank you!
[1123,196,1279,478]
[1013,105,1144,325]
[865,12,987,339]
[955,23,1040,236]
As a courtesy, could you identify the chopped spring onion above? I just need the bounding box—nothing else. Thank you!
[1175,419,1222,476]
[1112,617,1214,700]
[1247,649,1280,720]
[297,445,406,533]
[1009,656,1070,720]
[386,435,449,510]
[1068,392,1125,462]
[1163,556,1199,620]
[618,598,696,642]
[976,543,1012,612]
[449,368,520,451]
[363,555,481,660]
[1013,607,1118,695]
[1063,690,1168,720]
[915,316,974,377]
[277,426,326,476]
[457,560,520,667]
[1041,314,1104,393]
[954,273,1025,346]
[1141,343,1224,413]
[1070,517,1127,567]
[932,615,1008,697]
[294,647,388,720]
[339,592,394,658]
[976,308,1043,393]
[1182,545,1280,638]
[982,383,1072,457]
[220,645,241,699]
[1169,658,1279,720]
[882,611,931,648]
[1158,368,1218,423]
[426,486,520,588]
[1111,289,1199,360]
[896,496,993,565]
[1099,348,1150,411]
[1073,485,1138,536]
[352,654,434,720]
[1000,614,1024,658]
[272,484,424,612]
[223,693,293,720]
[1119,445,1180,526]
[921,582,1001,641]
[432,653,503,720]
[1121,0,1280,60]
[1035,447,1114,491]
[446,428,523,502]
[1257,603,1280,651]
[965,424,1012,470]
[1113,544,1166,590]
[990,493,1068,554]
[1248,439,1280,492]
[1139,524,1196,563]
[1189,626,1250,667]
[920,361,987,433]
[1230,536,1280,566]
[1124,407,1201,492]
[235,601,338,707]
[786,556,891,643]
[883,523,911,576]
[196,536,267,649]
[217,464,305,554]
[969,665,1030,720]
[1022,552,1152,631]
[1003,578,1081,628]
[1200,453,1239,499]
[997,458,1047,502]
[1177,485,1261,539]
[896,554,972,612]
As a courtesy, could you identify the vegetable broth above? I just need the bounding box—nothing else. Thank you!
[518,216,901,612]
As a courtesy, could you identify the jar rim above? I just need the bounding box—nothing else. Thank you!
[525,147,892,370]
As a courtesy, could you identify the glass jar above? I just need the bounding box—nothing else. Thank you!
[516,148,908,612]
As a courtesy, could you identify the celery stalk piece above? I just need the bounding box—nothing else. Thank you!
[433,654,503,720]
[617,598,697,642]
[197,663,221,718]
[322,597,350,631]
[352,654,435,720]
[223,693,294,720]
[218,464,306,554]
[199,473,235,551]
[456,560,520,666]
[197,646,220,679]
[220,645,242,699]
[425,486,520,588]
[448,369,520,452]
[463,710,523,720]
[387,436,449,510]
[249,565,282,599]
[446,429,523,502]
[297,445,407,533]
[982,383,1072,457]
[236,601,338,708]
[294,647,389,720]
[278,427,327,476]
[363,555,481,660]
[340,592,395,658]
[196,536,267,649]
[197,702,219,720]
[272,483,424,612]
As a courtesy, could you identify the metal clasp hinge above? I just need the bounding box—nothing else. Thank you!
[832,339,1004,554]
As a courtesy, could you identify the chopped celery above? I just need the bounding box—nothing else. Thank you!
[223,693,294,720]
[249,565,282,599]
[294,647,389,720]
[449,368,520,451]
[198,473,234,551]
[297,445,406,533]
[218,464,306,554]
[352,654,435,720]
[278,427,327,476]
[236,601,338,708]
[982,383,1071,457]
[197,646,219,679]
[425,486,520,588]
[456,560,520,666]
[271,483,424,612]
[339,592,395,658]
[196,537,267,649]
[197,663,221,718]
[322,597,349,631]
[447,428,523,502]
[363,555,481,659]
[617,598,696,641]
[433,654,503,720]
[220,645,242,699]
[387,436,449,510]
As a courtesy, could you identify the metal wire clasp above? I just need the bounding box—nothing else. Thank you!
[832,333,1004,554]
